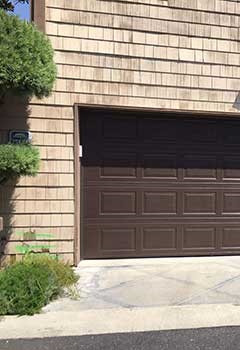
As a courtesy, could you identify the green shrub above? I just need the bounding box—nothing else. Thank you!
[0,262,60,315]
[0,9,56,99]
[0,255,78,316]
[0,144,40,182]
[24,254,79,288]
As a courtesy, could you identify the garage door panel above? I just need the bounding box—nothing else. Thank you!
[180,120,217,144]
[183,192,217,215]
[84,188,137,217]
[82,111,240,258]
[143,154,178,179]
[142,227,178,251]
[143,192,178,215]
[81,115,102,141]
[83,225,138,258]
[221,227,240,249]
[182,155,218,180]
[100,191,137,215]
[100,228,137,252]
[84,149,138,181]
[103,116,137,139]
[222,122,240,146]
[102,142,138,154]
[222,156,240,180]
[140,118,178,141]
[222,193,240,214]
[100,162,137,178]
[83,161,138,182]
[182,227,216,250]
[100,150,138,179]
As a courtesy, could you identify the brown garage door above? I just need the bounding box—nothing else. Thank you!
[81,109,240,258]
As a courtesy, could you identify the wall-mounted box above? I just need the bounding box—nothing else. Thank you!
[9,130,32,144]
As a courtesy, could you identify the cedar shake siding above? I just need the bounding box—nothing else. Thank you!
[45,0,240,113]
[1,0,240,264]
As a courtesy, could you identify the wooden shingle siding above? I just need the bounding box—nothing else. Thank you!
[0,104,75,265]
[43,0,240,114]
[1,0,240,265]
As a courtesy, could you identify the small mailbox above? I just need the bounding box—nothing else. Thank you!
[9,130,32,144]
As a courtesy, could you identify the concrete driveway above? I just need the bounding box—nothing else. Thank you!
[2,256,240,339]
[46,256,240,311]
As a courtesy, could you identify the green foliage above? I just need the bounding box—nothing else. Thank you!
[0,0,29,12]
[0,261,60,315]
[24,254,79,288]
[0,9,56,99]
[0,255,79,315]
[0,144,40,182]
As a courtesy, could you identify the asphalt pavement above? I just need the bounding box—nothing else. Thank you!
[0,327,240,350]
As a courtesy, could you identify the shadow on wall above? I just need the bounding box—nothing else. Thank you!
[0,94,30,266]
[233,92,240,111]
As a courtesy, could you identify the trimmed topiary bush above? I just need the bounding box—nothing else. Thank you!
[0,9,56,100]
[0,144,40,183]
[0,255,79,315]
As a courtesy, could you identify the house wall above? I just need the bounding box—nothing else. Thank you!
[0,98,75,265]
[1,0,240,265]
[45,0,240,113]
